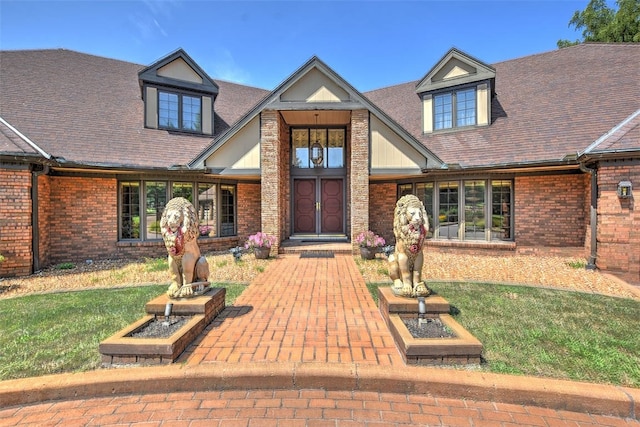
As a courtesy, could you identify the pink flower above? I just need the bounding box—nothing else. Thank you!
[356,231,385,248]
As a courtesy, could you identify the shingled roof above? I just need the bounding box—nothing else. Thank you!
[1,44,638,172]
[0,49,269,170]
[365,43,640,169]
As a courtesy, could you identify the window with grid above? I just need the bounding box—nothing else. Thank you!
[158,90,202,132]
[118,180,235,241]
[399,178,513,242]
[433,87,476,130]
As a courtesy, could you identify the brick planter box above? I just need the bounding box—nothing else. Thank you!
[100,287,225,366]
[378,287,483,365]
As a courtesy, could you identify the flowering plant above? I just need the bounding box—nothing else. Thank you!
[355,231,385,248]
[245,232,276,250]
[199,225,213,236]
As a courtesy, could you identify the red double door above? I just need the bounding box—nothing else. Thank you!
[293,178,344,235]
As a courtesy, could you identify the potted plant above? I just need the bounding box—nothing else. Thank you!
[245,232,276,259]
[356,230,385,260]
[199,224,213,237]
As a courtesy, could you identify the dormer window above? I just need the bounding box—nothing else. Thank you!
[416,48,495,134]
[434,87,477,130]
[138,49,218,136]
[158,90,202,132]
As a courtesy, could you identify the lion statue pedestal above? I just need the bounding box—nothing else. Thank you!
[388,194,430,298]
[161,197,210,299]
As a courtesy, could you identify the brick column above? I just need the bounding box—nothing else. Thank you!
[260,110,281,254]
[350,110,370,252]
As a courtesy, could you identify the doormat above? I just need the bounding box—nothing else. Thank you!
[300,251,335,258]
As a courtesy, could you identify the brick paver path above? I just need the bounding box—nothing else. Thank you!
[3,389,639,426]
[184,254,404,366]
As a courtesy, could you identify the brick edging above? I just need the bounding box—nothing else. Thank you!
[0,363,636,419]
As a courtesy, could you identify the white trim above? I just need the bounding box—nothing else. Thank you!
[0,116,52,160]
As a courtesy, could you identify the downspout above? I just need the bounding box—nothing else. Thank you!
[580,162,597,270]
[31,164,49,272]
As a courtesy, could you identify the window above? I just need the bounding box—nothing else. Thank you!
[120,182,140,239]
[145,181,167,240]
[433,87,476,130]
[291,128,345,169]
[158,91,202,132]
[400,178,513,242]
[438,181,459,239]
[118,180,236,241]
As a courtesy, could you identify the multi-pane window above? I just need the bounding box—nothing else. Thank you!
[433,87,476,130]
[438,181,459,239]
[400,178,513,242]
[120,182,140,239]
[118,180,235,241]
[145,181,167,240]
[220,185,236,237]
[464,180,485,240]
[198,183,216,237]
[491,180,512,240]
[415,182,434,237]
[158,91,202,132]
[291,128,345,169]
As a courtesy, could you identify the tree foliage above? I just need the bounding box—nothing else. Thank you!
[557,0,640,47]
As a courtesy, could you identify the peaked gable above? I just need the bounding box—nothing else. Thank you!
[415,47,496,94]
[189,56,443,169]
[138,48,219,96]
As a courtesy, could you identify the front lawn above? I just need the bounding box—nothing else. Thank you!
[0,283,246,380]
[368,282,640,387]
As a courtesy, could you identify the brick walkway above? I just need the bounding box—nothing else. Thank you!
[184,254,402,366]
[1,254,639,426]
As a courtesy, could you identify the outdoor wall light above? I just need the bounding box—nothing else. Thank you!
[617,181,632,198]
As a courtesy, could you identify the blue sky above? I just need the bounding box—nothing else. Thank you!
[1,0,592,91]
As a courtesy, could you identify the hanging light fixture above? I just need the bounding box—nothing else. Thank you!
[310,113,324,167]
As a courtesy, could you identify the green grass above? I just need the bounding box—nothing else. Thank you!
[0,283,246,380]
[367,282,640,387]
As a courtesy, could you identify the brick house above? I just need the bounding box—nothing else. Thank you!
[1,44,638,283]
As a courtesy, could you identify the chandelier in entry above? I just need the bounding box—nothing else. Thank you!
[310,113,324,167]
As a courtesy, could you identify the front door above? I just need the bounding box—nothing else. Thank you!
[293,178,344,235]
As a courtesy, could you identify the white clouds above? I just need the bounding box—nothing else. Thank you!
[205,48,252,86]
[128,0,179,42]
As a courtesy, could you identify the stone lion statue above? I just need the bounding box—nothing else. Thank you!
[388,194,430,298]
[161,197,210,298]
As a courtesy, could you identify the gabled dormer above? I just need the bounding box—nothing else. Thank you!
[138,49,219,135]
[416,48,495,134]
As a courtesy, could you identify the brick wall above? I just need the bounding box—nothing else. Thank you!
[47,176,119,264]
[237,182,261,239]
[369,182,396,245]
[350,110,369,252]
[0,166,33,277]
[37,173,52,269]
[596,160,640,283]
[514,173,586,247]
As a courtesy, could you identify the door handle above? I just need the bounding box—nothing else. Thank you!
[316,202,321,211]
